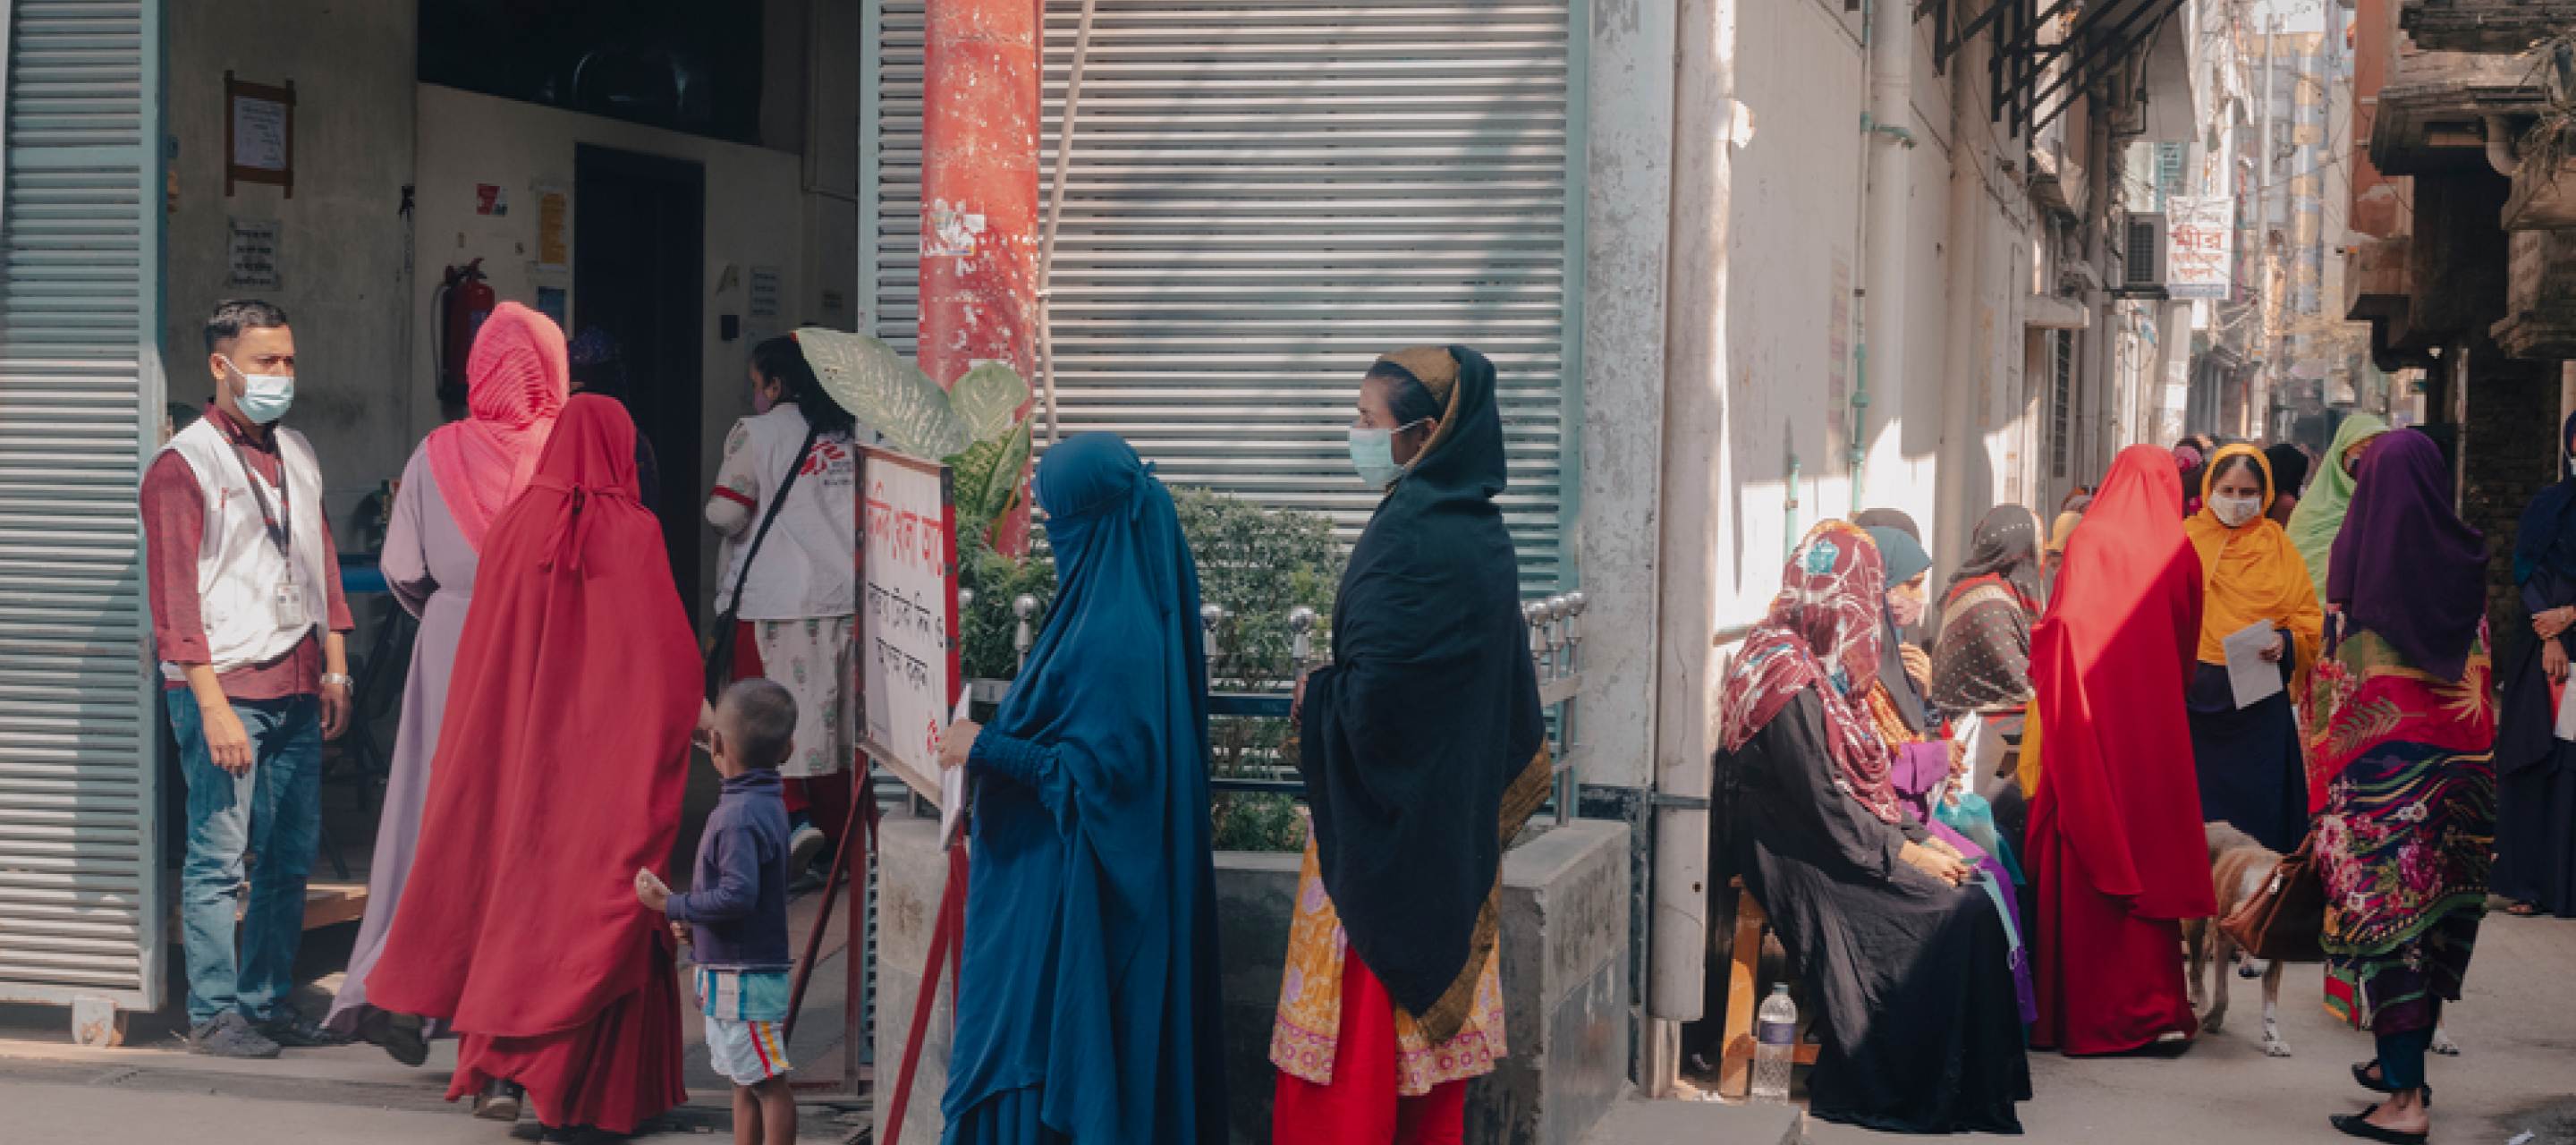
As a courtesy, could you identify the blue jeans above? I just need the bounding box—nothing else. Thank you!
[166,692,322,1026]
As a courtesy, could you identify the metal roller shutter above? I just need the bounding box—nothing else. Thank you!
[0,0,166,1009]
[862,0,1583,591]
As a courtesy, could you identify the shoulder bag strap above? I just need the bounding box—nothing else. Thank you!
[721,420,825,620]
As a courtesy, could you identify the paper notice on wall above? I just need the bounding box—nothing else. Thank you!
[475,183,507,216]
[233,97,289,171]
[227,217,281,289]
[536,185,569,267]
[750,265,782,320]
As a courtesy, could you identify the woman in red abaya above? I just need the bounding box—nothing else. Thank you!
[367,395,699,1137]
[2025,444,2218,1055]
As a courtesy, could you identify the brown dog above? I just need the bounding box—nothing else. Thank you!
[2183,823,2291,1056]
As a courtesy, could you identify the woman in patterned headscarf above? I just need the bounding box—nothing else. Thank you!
[1687,521,2030,1133]
[1930,505,2045,719]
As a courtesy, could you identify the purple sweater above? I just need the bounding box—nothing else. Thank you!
[667,768,792,972]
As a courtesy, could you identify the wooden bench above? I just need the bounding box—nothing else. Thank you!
[1717,876,1820,1099]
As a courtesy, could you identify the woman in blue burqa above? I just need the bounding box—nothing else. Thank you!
[935,432,1227,1144]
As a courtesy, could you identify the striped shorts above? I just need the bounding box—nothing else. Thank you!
[705,1013,792,1086]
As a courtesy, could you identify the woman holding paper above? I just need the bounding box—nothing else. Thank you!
[2496,412,2576,919]
[2308,429,2493,1143]
[2183,444,2324,855]
[932,432,1228,1145]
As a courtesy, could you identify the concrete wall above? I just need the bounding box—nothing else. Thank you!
[163,0,419,547]
[408,83,815,613]
[873,816,1633,1145]
[1573,0,1674,796]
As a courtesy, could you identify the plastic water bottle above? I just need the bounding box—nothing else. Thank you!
[1750,983,1797,1103]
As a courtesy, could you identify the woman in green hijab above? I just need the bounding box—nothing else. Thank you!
[2285,414,2390,602]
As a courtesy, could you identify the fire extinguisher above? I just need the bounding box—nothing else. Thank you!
[432,258,494,404]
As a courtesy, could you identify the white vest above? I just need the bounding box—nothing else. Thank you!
[158,417,331,679]
[715,404,858,620]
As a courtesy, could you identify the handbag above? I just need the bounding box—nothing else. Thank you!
[2216,829,2327,963]
[704,421,825,701]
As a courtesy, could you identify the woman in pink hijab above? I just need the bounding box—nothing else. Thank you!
[326,303,567,1096]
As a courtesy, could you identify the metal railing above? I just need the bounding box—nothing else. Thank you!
[962,592,1592,827]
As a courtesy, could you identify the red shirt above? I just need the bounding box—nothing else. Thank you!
[140,404,354,700]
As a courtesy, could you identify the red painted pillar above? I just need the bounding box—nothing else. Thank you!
[921,0,1041,553]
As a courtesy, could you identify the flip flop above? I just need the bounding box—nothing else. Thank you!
[2504,901,2544,917]
[2330,1108,2428,1145]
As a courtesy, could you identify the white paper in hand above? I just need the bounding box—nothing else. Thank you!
[2555,674,2576,742]
[2219,620,2286,708]
[940,693,972,851]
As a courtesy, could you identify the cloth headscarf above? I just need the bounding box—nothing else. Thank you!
[1861,522,1936,734]
[1717,520,1906,825]
[2329,429,2487,681]
[425,301,569,553]
[2026,445,2216,920]
[2512,412,2576,588]
[368,395,695,1130]
[2184,444,2324,692]
[945,433,1226,1143]
[567,326,630,400]
[1946,505,2044,603]
[1931,506,2045,715]
[2264,443,2311,502]
[2286,413,2388,601]
[2174,434,2222,518]
[1297,345,1547,1046]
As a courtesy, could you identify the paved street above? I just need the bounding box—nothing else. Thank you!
[1596,906,2576,1145]
[2,905,2567,1142]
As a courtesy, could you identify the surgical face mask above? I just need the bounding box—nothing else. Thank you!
[1886,583,1928,629]
[750,378,778,415]
[2210,494,2262,529]
[221,355,295,424]
[1347,419,1428,489]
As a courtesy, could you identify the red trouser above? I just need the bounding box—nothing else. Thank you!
[1272,953,1467,1145]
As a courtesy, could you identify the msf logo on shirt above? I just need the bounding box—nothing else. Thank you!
[800,440,854,483]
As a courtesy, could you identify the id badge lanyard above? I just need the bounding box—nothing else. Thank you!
[225,435,308,630]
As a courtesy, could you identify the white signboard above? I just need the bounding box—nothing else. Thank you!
[232,97,289,172]
[859,446,960,801]
[2167,196,2233,301]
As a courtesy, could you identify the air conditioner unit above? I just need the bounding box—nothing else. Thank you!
[2117,212,2170,298]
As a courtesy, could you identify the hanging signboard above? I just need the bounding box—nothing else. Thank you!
[857,445,961,801]
[2166,196,2233,300]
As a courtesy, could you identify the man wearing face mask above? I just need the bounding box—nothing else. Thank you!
[140,300,354,1058]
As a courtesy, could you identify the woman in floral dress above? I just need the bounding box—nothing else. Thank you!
[2307,430,2495,1145]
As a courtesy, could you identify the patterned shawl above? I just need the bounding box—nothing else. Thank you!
[1717,520,1904,824]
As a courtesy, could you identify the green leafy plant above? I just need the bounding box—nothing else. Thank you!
[794,327,1030,544]
[953,487,1344,853]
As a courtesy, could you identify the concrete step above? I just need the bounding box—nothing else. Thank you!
[1580,1095,1806,1145]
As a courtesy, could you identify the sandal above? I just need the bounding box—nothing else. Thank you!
[2330,1107,2428,1145]
[2504,901,2543,917]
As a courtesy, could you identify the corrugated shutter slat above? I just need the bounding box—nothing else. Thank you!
[0,0,164,1007]
[866,0,1572,590]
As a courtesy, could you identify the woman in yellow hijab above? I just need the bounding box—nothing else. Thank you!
[2182,443,2324,853]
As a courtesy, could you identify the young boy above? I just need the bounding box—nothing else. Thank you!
[637,679,800,1145]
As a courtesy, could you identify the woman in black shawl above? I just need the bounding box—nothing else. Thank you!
[2496,412,2576,917]
[1273,347,1547,1141]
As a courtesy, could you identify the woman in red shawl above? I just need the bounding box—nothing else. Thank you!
[2025,444,2216,1055]
[326,303,566,1055]
[368,395,699,1138]
[1687,521,2029,1133]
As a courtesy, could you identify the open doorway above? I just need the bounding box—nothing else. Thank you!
[574,144,707,625]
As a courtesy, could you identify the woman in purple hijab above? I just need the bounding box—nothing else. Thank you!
[2309,430,2494,1144]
